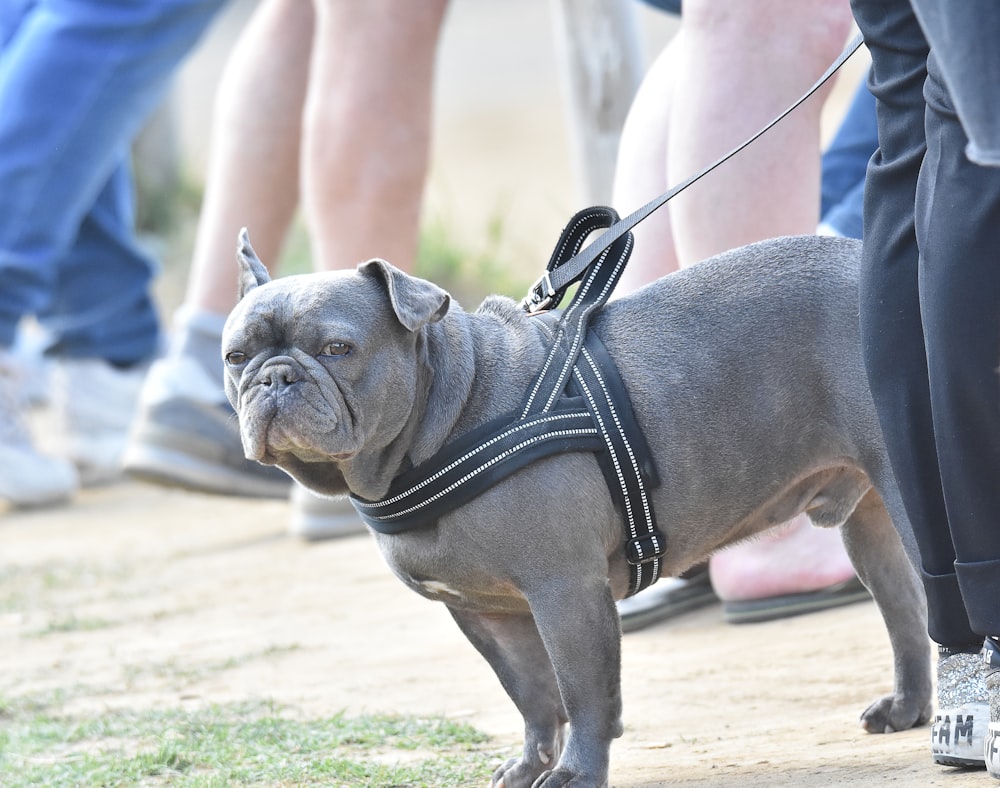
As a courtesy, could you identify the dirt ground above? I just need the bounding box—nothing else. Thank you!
[0,473,988,787]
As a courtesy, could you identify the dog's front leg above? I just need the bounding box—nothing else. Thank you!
[523,574,623,788]
[449,607,568,787]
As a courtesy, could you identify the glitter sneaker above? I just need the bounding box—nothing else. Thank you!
[983,637,1000,778]
[932,644,989,768]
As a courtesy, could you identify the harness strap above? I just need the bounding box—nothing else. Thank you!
[573,330,664,593]
[351,402,604,534]
[525,207,664,594]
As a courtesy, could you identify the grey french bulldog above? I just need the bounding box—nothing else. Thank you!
[222,229,931,788]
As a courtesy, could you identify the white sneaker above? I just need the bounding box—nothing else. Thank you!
[50,358,147,486]
[0,352,78,506]
[11,322,51,407]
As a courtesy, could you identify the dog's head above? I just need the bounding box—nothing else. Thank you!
[221,230,450,498]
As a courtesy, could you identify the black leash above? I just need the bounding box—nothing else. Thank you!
[521,31,864,313]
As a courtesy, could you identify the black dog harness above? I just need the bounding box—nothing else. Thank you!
[350,207,666,596]
[349,35,865,597]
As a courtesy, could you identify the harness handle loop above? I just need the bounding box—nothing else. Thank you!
[524,205,626,313]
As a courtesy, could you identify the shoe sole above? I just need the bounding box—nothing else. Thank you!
[934,755,986,768]
[123,442,290,499]
[722,576,870,624]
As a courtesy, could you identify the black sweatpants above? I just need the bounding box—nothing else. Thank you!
[851,0,1000,645]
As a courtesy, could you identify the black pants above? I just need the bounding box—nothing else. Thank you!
[851,0,1000,645]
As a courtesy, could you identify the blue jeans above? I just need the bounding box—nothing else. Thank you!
[0,0,226,364]
[852,0,1000,644]
[819,78,876,240]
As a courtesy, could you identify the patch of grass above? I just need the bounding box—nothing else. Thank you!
[0,698,493,787]
[29,614,119,637]
[416,213,531,307]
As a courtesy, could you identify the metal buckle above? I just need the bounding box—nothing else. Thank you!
[520,271,556,313]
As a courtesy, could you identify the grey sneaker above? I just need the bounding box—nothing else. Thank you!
[122,356,291,498]
[289,484,366,541]
[932,644,989,768]
[983,637,1000,778]
[0,351,78,506]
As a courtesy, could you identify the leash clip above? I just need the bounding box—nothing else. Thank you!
[521,271,557,313]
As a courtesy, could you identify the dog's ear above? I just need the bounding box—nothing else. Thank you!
[358,258,451,331]
[236,228,272,300]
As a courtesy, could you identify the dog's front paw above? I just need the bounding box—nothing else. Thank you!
[530,767,606,787]
[492,756,543,788]
[860,692,932,733]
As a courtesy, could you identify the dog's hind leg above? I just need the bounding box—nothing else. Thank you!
[839,488,933,733]
[448,607,568,788]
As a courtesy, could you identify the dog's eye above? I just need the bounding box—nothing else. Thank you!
[320,342,352,358]
[225,351,247,366]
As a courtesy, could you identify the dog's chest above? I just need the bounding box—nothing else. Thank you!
[374,529,532,614]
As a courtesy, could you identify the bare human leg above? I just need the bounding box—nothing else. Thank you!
[613,0,860,620]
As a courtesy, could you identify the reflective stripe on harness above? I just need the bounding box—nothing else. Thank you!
[350,206,666,597]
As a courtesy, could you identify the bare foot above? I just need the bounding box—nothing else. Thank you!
[708,515,856,602]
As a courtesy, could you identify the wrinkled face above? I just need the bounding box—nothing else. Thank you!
[221,232,450,498]
[222,271,419,491]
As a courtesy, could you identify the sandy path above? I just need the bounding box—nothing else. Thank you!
[0,477,985,787]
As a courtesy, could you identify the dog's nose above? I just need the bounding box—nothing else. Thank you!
[259,359,301,390]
